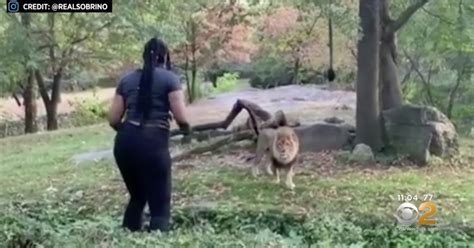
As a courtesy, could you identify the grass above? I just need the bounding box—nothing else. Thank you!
[0,124,473,247]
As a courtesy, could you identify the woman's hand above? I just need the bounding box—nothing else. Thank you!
[110,122,123,132]
[177,121,191,135]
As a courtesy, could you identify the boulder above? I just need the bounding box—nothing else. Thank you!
[350,144,375,163]
[294,123,355,153]
[324,116,345,124]
[383,105,459,165]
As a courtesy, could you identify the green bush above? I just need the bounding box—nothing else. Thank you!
[1,201,472,247]
[249,56,294,88]
[69,93,107,127]
[208,72,240,95]
[203,63,255,83]
[249,56,337,89]
[452,104,474,134]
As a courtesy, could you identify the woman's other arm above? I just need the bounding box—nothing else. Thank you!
[167,73,190,132]
[169,89,190,131]
[107,82,126,131]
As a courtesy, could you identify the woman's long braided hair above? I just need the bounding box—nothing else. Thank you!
[137,37,172,121]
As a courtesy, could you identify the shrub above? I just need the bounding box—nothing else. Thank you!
[208,72,240,95]
[1,202,472,247]
[203,63,255,83]
[249,56,294,88]
[249,56,335,89]
[69,93,107,127]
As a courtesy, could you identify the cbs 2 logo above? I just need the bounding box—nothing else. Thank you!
[394,201,437,226]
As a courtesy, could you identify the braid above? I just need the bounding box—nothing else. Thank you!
[137,38,158,121]
[166,52,171,70]
[137,38,173,123]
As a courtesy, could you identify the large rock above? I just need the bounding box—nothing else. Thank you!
[383,105,459,164]
[324,116,345,124]
[294,123,355,153]
[350,144,375,163]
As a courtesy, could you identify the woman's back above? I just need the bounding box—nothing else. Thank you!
[107,37,189,232]
[116,68,181,126]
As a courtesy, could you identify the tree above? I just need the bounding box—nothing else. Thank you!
[378,0,429,110]
[1,0,182,133]
[0,13,39,133]
[103,1,181,83]
[172,0,253,103]
[251,0,360,88]
[32,13,116,130]
[399,0,473,121]
[355,0,383,151]
[260,6,324,84]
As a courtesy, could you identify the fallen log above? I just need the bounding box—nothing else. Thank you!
[170,99,269,137]
[72,99,297,164]
[171,110,299,160]
[172,130,254,161]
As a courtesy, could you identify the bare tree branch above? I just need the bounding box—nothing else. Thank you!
[172,130,254,161]
[447,66,465,118]
[305,12,322,36]
[421,7,455,25]
[12,93,22,107]
[404,51,435,106]
[36,44,57,52]
[391,0,430,32]
[68,18,115,47]
[400,64,414,86]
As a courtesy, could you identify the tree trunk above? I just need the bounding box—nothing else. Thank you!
[23,72,38,133]
[292,57,300,85]
[379,0,429,110]
[20,12,38,134]
[379,0,402,110]
[189,20,198,103]
[211,74,218,88]
[35,69,61,131]
[190,39,197,103]
[379,31,403,110]
[45,101,58,130]
[191,60,197,102]
[355,0,383,151]
[183,48,193,103]
[45,69,63,130]
[446,68,464,119]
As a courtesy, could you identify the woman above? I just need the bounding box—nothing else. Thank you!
[107,37,190,232]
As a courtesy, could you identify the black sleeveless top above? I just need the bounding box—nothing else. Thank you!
[116,68,181,128]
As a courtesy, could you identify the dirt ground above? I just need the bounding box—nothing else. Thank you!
[0,84,356,128]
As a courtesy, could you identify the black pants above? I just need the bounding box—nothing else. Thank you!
[113,122,172,232]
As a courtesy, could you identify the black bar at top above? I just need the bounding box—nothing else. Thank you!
[6,0,113,13]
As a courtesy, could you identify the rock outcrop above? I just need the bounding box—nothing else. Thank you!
[383,105,459,164]
[294,123,355,153]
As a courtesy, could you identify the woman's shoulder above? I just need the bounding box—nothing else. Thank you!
[117,69,141,85]
[121,69,140,80]
[154,68,180,81]
[154,67,177,75]
[115,69,140,91]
